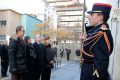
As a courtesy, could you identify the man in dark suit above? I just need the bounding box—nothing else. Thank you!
[42,36,54,80]
[80,3,113,80]
[33,35,46,80]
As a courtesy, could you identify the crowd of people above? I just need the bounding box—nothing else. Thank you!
[0,26,57,80]
[0,25,74,80]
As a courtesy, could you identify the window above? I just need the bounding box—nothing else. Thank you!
[0,20,7,27]
[0,35,6,41]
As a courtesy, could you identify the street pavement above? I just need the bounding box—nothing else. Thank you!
[51,60,81,80]
[0,60,81,80]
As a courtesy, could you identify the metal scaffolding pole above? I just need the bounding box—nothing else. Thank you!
[82,0,86,33]
[80,0,86,64]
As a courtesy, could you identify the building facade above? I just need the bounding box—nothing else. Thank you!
[21,14,43,39]
[0,9,21,43]
[0,9,44,43]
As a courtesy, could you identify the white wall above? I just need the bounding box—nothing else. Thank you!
[107,0,120,80]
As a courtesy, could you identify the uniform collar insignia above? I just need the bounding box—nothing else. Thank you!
[100,24,108,30]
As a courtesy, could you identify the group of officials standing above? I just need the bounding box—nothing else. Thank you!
[8,26,54,80]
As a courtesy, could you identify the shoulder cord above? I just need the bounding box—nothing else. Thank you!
[103,32,111,53]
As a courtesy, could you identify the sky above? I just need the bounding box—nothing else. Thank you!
[0,0,107,14]
[0,0,45,14]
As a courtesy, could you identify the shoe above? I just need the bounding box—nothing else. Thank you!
[2,75,8,77]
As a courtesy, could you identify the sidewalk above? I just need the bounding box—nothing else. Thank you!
[0,60,81,80]
[51,60,80,80]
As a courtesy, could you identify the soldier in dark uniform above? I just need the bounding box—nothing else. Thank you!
[80,3,113,80]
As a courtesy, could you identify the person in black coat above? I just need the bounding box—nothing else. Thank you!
[75,49,80,56]
[8,26,28,80]
[33,35,46,80]
[60,48,64,59]
[65,47,71,61]
[42,36,54,80]
[1,40,9,77]
[24,36,36,80]
[80,3,113,80]
[0,44,2,57]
